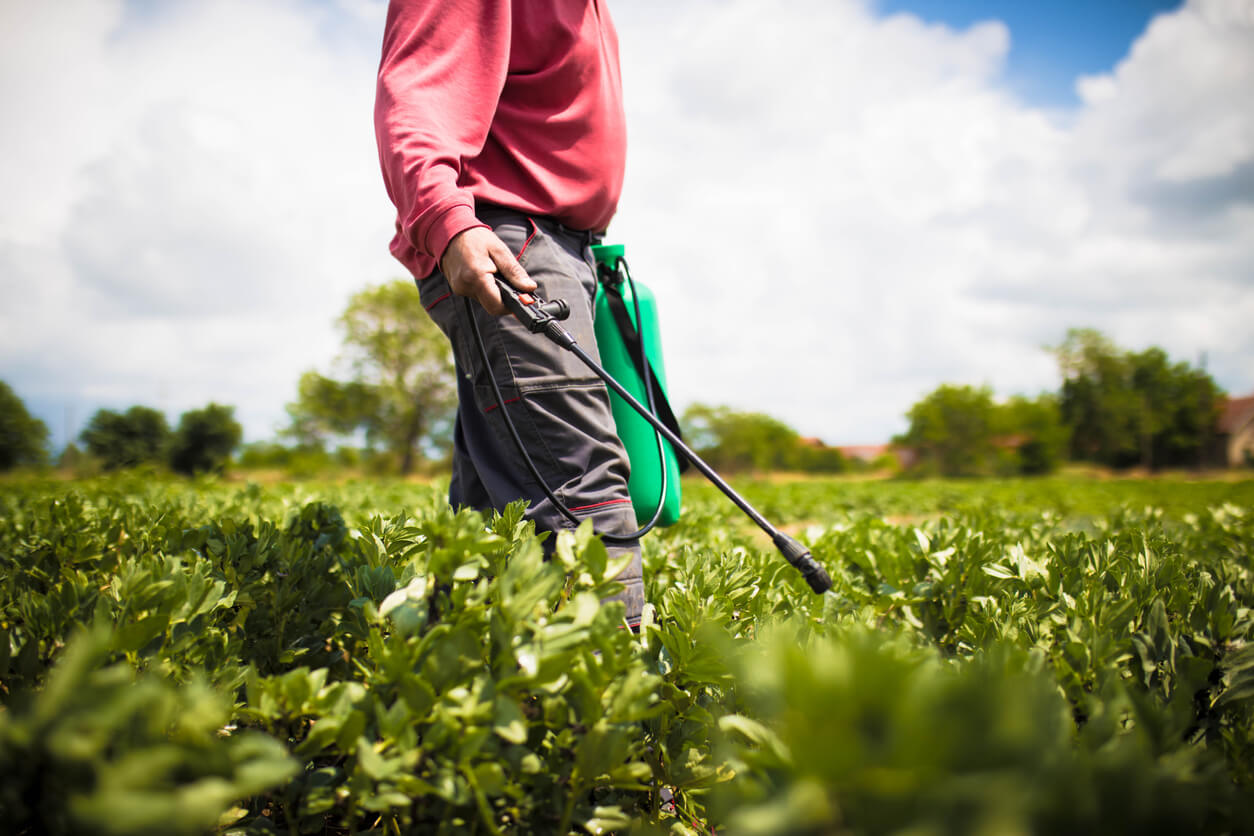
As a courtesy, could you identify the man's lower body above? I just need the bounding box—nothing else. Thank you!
[415,204,644,627]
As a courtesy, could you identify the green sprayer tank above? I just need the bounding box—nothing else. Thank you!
[591,244,683,527]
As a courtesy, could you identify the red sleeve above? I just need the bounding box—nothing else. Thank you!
[374,0,508,269]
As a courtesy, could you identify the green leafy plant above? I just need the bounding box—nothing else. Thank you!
[1,475,1252,834]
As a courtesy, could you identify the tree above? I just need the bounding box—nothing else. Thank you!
[80,406,170,470]
[1127,347,1221,469]
[1054,328,1222,469]
[682,404,798,472]
[995,394,1069,475]
[286,280,456,474]
[57,442,86,471]
[795,440,848,474]
[285,372,383,449]
[897,386,1068,478]
[169,403,243,475]
[897,384,996,477]
[1054,329,1141,466]
[0,380,49,470]
[680,403,844,473]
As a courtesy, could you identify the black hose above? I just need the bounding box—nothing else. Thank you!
[464,284,667,545]
[465,270,833,595]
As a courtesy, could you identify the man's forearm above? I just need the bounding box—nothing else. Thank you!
[374,0,509,269]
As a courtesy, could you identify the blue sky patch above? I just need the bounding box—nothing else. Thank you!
[875,0,1183,106]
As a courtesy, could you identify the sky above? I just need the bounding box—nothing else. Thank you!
[2,0,1252,453]
[875,0,1185,105]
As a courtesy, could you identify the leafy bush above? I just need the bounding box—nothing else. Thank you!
[1,476,1252,833]
[0,630,296,836]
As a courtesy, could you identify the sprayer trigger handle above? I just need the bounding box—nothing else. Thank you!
[494,277,545,331]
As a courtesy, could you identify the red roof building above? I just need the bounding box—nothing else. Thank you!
[1218,394,1254,467]
[835,444,917,469]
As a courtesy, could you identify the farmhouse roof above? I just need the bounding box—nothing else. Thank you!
[836,444,890,461]
[1219,394,1254,434]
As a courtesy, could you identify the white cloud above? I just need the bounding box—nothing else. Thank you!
[0,0,1251,449]
[1,0,398,441]
[612,0,1254,442]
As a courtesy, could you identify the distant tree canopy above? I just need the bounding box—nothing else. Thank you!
[898,384,996,478]
[0,380,49,470]
[1054,328,1221,470]
[995,393,1070,476]
[80,405,170,470]
[79,402,243,474]
[681,403,845,474]
[896,330,1224,477]
[169,403,242,476]
[285,280,456,475]
[896,385,1067,478]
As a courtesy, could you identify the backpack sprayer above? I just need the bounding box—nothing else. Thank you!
[467,246,832,595]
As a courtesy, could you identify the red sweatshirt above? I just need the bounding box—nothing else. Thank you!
[375,0,627,281]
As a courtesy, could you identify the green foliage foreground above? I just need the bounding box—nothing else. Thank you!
[1,477,1253,834]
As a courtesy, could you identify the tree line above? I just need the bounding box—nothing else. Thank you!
[0,386,242,477]
[0,280,1236,479]
[895,328,1224,477]
[617,327,1227,479]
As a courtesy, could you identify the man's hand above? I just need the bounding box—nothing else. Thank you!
[440,227,537,316]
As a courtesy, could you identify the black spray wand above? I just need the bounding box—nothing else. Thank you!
[492,277,833,595]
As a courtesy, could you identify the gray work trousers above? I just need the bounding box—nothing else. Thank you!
[415,205,644,626]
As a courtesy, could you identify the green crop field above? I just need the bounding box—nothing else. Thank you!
[2,474,1253,835]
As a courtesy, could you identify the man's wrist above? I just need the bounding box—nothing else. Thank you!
[427,203,487,267]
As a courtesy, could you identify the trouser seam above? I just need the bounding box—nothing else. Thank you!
[511,387,571,506]
[483,306,576,508]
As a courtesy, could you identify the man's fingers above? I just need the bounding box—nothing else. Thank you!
[475,279,506,316]
[490,243,536,292]
[474,242,533,319]
[440,227,536,317]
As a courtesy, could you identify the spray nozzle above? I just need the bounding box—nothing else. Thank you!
[772,532,833,594]
[537,299,569,320]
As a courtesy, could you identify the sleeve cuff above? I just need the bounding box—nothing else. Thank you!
[424,203,488,266]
